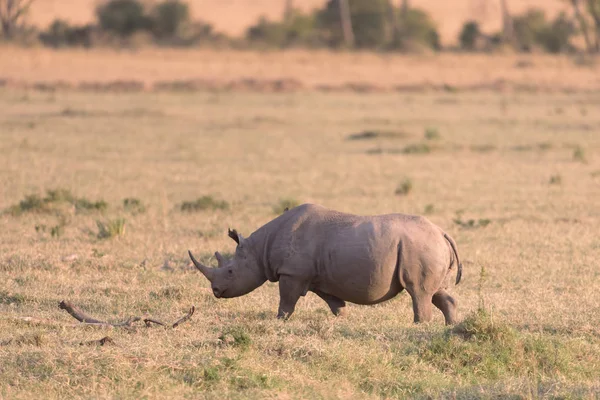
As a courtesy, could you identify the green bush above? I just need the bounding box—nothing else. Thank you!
[39,20,94,48]
[459,20,480,50]
[96,0,149,37]
[246,11,319,48]
[151,0,190,39]
[396,8,440,50]
[512,9,574,53]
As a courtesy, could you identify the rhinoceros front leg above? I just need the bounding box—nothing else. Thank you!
[277,276,308,320]
[312,289,347,316]
[432,289,458,325]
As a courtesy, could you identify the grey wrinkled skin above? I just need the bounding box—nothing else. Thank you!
[189,204,463,325]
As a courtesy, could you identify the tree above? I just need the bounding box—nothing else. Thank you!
[567,0,600,53]
[338,0,354,47]
[0,0,35,39]
[500,0,515,44]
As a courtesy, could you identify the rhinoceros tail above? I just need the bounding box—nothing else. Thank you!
[443,233,462,285]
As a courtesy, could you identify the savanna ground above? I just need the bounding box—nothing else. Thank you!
[1,49,600,398]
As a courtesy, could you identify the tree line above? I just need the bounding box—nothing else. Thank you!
[1,0,600,54]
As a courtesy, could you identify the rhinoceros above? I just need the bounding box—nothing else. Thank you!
[188,204,462,324]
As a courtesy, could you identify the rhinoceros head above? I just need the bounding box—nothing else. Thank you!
[188,229,265,298]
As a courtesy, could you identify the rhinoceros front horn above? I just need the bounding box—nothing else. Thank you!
[188,250,215,282]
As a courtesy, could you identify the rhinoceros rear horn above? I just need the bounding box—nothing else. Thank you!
[188,250,215,282]
[215,251,225,267]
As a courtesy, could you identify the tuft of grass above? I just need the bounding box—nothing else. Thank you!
[573,146,586,162]
[273,198,300,214]
[549,174,562,185]
[181,196,229,212]
[454,216,491,229]
[346,130,408,141]
[470,144,497,153]
[96,218,126,239]
[1,333,45,347]
[424,127,440,140]
[424,204,435,214]
[537,142,553,151]
[591,170,600,177]
[219,327,251,350]
[0,291,27,305]
[395,179,413,196]
[123,197,146,214]
[402,143,431,154]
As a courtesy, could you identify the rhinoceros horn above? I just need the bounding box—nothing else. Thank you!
[188,250,215,281]
[215,251,225,267]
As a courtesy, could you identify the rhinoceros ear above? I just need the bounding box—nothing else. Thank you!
[228,228,241,245]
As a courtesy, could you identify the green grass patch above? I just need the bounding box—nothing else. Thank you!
[395,179,413,196]
[123,197,146,214]
[219,326,251,350]
[180,196,229,212]
[402,143,431,154]
[346,130,408,141]
[549,174,562,185]
[573,146,586,162]
[6,188,107,215]
[424,127,440,140]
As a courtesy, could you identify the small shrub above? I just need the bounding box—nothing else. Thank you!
[459,20,480,50]
[96,218,126,239]
[573,146,586,162]
[96,0,149,37]
[395,179,413,196]
[273,198,300,214]
[123,198,146,214]
[549,175,562,185]
[402,143,431,154]
[424,127,440,140]
[181,196,229,212]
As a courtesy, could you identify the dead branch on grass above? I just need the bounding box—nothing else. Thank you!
[58,301,195,329]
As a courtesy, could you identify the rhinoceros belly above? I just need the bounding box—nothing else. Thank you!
[316,237,402,305]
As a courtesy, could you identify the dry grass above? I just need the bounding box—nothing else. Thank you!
[1,86,600,398]
[27,0,566,44]
[1,47,599,93]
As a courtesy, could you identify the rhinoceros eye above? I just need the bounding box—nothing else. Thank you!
[228,269,233,275]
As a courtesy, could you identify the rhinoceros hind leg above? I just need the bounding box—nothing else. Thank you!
[407,290,433,323]
[432,289,458,325]
[312,290,347,316]
[277,276,308,320]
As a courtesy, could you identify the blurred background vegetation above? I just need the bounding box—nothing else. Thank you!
[1,0,600,53]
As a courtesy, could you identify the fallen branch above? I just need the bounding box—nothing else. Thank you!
[58,300,195,329]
